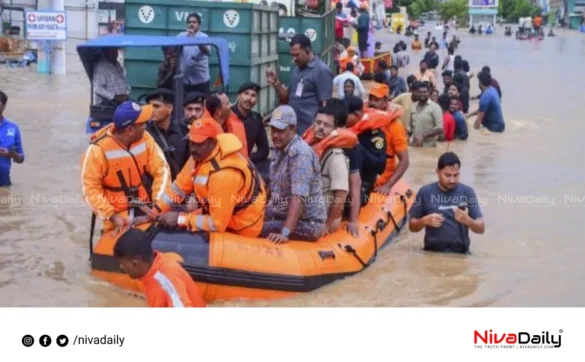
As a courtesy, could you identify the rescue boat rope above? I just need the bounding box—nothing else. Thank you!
[342,190,412,270]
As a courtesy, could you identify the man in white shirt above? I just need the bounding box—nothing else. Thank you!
[92,47,129,106]
[333,63,366,99]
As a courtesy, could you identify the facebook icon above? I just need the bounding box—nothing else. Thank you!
[39,335,52,347]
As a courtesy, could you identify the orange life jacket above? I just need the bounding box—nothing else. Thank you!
[225,112,249,157]
[350,108,392,135]
[302,127,358,159]
[339,56,359,75]
[375,105,408,187]
[192,134,265,234]
[90,127,153,213]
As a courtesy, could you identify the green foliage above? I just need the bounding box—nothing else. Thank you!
[498,0,541,21]
[439,0,468,21]
[399,0,440,19]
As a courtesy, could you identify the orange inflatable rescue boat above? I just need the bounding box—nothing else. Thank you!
[91,180,415,302]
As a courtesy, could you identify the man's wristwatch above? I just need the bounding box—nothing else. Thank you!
[281,227,290,238]
[177,214,187,226]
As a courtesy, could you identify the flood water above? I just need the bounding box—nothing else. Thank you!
[1,28,585,307]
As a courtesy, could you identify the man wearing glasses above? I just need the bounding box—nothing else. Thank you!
[177,13,211,94]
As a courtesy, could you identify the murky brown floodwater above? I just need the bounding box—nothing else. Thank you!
[1,28,585,307]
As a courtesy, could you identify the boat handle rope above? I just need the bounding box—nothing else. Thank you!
[342,190,413,270]
[342,224,380,269]
[382,193,409,233]
[343,244,368,268]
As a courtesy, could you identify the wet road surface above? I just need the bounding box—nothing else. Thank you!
[1,28,584,307]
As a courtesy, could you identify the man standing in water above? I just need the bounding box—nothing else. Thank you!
[466,72,505,133]
[414,60,436,89]
[452,58,470,112]
[0,91,25,187]
[114,228,206,308]
[409,82,444,147]
[409,152,485,254]
[423,43,440,70]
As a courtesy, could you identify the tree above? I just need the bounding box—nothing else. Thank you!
[439,0,468,21]
[498,0,540,21]
[405,0,439,18]
[408,0,424,18]
[498,0,516,20]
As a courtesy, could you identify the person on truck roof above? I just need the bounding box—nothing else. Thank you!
[92,47,129,106]
[178,13,211,95]
[157,46,177,91]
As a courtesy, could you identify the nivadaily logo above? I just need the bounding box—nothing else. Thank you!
[474,329,563,349]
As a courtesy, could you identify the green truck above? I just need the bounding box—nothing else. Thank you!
[123,0,335,116]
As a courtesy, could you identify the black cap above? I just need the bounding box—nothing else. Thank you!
[145,88,174,104]
[238,82,261,94]
[183,91,206,106]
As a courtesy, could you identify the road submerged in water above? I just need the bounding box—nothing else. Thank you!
[1,28,584,307]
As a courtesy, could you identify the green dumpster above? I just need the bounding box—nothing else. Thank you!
[123,0,279,116]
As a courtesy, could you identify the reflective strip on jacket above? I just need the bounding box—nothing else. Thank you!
[157,133,266,237]
[139,252,206,308]
[81,126,171,220]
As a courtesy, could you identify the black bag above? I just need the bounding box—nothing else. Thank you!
[89,104,116,121]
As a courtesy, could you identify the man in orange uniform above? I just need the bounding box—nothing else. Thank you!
[204,92,248,157]
[366,83,410,195]
[133,117,266,237]
[81,101,171,232]
[114,228,206,307]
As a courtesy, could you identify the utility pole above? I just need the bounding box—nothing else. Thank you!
[51,0,65,74]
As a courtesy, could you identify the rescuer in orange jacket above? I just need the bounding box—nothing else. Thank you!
[204,92,249,157]
[81,101,171,233]
[132,117,267,237]
[366,83,410,195]
[114,228,206,308]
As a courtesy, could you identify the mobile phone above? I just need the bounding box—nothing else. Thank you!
[458,203,467,211]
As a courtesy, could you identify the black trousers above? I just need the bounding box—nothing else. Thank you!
[184,81,210,95]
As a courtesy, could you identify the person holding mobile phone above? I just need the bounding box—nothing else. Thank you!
[408,152,485,254]
[0,91,25,187]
